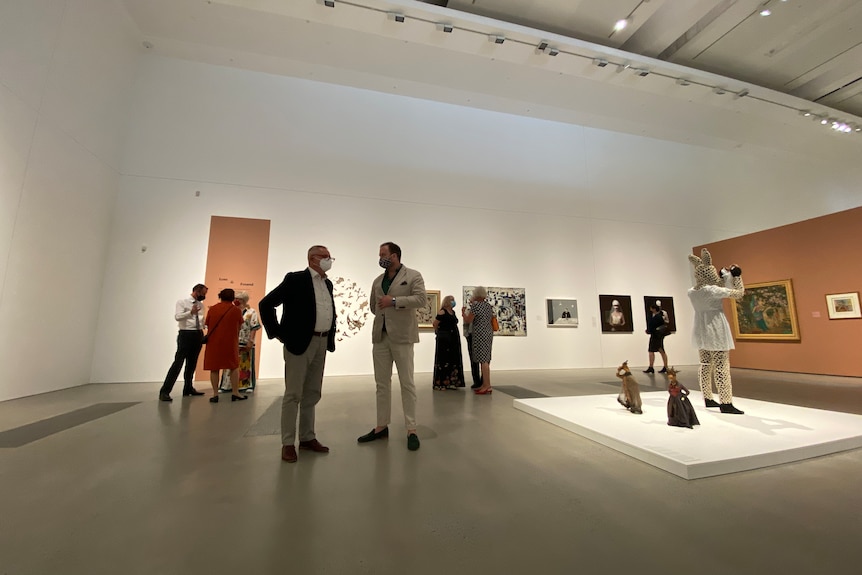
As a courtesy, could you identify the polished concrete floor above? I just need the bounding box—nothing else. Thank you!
[1,367,861,575]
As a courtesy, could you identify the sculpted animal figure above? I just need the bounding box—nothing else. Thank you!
[615,361,643,414]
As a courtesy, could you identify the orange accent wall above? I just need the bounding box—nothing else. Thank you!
[695,206,862,377]
[196,216,271,381]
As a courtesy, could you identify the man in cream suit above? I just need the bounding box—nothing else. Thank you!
[357,242,427,451]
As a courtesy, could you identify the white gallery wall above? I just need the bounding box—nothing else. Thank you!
[89,55,862,384]
[0,0,140,402]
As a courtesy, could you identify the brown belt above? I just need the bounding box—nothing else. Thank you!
[313,331,330,337]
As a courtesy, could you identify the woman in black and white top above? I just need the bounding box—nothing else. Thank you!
[463,286,495,395]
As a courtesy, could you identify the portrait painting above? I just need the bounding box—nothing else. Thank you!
[642,296,676,333]
[599,295,634,333]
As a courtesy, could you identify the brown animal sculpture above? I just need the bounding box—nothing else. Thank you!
[615,361,643,414]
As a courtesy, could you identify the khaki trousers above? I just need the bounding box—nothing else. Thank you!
[281,336,328,446]
[372,333,417,430]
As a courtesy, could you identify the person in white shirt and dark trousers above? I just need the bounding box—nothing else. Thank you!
[159,284,208,401]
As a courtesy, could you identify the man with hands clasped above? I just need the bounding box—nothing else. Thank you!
[358,242,427,452]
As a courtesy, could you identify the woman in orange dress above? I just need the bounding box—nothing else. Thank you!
[204,288,245,402]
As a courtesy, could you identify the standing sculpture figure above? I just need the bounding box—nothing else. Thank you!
[687,248,745,414]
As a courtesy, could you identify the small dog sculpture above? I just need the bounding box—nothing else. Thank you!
[615,361,643,414]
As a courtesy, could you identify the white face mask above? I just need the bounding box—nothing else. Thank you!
[319,257,333,272]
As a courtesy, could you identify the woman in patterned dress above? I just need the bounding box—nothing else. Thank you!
[432,295,466,390]
[236,291,262,390]
[464,286,495,395]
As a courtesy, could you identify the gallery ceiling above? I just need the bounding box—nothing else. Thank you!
[428,0,862,117]
[120,0,862,161]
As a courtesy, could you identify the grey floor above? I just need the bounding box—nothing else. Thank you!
[1,367,861,575]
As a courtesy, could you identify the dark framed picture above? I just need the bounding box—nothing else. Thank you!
[599,294,633,333]
[643,296,676,333]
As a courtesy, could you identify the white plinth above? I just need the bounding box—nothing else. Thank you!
[513,391,862,479]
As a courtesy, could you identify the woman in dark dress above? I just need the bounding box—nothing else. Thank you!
[666,368,699,428]
[432,295,466,390]
[643,302,669,374]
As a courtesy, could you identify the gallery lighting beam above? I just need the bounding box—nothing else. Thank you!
[306,0,858,136]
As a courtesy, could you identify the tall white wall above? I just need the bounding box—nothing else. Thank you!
[0,0,140,401]
[91,56,862,384]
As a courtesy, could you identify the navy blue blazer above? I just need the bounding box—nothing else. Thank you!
[259,269,336,355]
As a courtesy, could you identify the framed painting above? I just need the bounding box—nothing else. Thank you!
[598,294,634,333]
[416,290,441,330]
[642,296,676,333]
[547,299,578,327]
[825,292,861,320]
[731,280,800,341]
[463,286,527,336]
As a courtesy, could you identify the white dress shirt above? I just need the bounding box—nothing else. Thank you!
[175,296,205,331]
[310,268,334,333]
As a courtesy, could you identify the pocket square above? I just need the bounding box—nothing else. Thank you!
[400,281,408,285]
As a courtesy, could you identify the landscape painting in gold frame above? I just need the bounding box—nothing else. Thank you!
[731,279,800,342]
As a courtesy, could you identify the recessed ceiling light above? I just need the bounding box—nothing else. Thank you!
[614,19,629,32]
[760,9,771,16]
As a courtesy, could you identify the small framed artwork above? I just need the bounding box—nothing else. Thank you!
[417,290,441,330]
[599,294,634,333]
[643,296,676,333]
[825,292,861,320]
[547,299,578,327]
[731,280,800,341]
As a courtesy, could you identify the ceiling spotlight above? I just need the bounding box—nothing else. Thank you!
[593,58,609,67]
[632,68,649,77]
[676,78,691,86]
[436,23,453,33]
[316,0,335,7]
[387,12,405,23]
[733,88,749,99]
[537,41,549,51]
[799,110,811,117]
[821,118,828,125]
[614,19,629,32]
[713,87,727,95]
[547,47,559,56]
[489,35,505,44]
[760,9,771,16]
[536,42,559,56]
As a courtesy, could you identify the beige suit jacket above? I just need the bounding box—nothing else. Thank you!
[370,265,427,344]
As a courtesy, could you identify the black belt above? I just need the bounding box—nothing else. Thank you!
[313,330,330,337]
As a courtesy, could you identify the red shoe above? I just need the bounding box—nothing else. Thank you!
[299,439,330,453]
[474,388,493,395]
[281,445,297,463]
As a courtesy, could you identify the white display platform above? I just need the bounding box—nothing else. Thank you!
[514,391,862,479]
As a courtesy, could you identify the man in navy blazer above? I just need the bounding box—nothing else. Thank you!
[259,245,337,463]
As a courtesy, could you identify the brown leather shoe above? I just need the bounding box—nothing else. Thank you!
[281,445,297,463]
[298,439,330,453]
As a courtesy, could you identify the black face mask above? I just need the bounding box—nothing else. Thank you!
[195,294,206,302]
